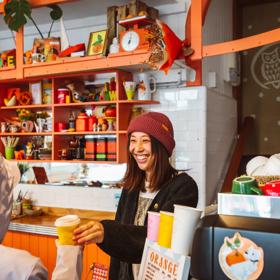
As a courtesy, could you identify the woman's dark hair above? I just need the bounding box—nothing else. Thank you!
[120,135,178,192]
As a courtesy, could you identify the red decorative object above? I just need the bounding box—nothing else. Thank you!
[88,115,97,131]
[55,122,67,132]
[262,180,280,196]
[157,20,182,74]
[104,107,116,118]
[57,88,70,104]
[17,91,33,105]
[59,43,86,57]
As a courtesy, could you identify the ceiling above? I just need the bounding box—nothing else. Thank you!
[0,0,178,32]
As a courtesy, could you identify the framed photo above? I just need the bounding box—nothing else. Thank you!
[29,81,42,104]
[33,37,61,62]
[87,30,108,56]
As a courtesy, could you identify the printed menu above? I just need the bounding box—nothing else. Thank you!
[138,239,190,280]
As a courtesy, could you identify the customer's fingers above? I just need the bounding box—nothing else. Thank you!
[73,222,104,244]
[74,221,95,235]
[77,229,103,244]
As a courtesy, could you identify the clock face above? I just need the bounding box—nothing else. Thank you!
[121,31,140,52]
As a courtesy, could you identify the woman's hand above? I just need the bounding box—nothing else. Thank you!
[73,221,104,245]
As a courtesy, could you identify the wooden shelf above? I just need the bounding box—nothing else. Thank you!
[8,158,118,164]
[0,132,52,136]
[52,160,117,164]
[9,159,51,163]
[53,131,116,135]
[23,51,150,78]
[53,101,116,107]
[1,104,52,110]
[118,100,159,104]
[0,67,17,81]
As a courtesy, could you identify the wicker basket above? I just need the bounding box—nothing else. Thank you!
[253,175,280,185]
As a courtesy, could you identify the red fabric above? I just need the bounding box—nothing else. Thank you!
[59,43,86,57]
[127,112,175,156]
[158,20,183,74]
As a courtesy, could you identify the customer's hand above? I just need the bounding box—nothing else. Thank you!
[73,221,104,245]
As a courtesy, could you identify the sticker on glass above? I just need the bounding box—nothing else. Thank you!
[218,232,264,280]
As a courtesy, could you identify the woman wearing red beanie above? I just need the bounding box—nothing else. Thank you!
[73,112,198,280]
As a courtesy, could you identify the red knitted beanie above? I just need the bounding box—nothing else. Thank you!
[127,112,175,156]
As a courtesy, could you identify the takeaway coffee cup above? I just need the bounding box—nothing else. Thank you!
[232,176,262,195]
[147,211,160,242]
[157,211,174,248]
[171,205,202,256]
[55,215,80,245]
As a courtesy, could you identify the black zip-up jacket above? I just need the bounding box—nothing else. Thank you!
[98,173,198,280]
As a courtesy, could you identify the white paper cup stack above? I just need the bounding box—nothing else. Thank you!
[171,204,202,256]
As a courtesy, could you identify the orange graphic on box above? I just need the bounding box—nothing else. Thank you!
[218,232,264,280]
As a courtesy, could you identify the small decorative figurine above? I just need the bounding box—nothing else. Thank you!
[25,142,34,160]
[109,37,119,54]
[66,83,82,103]
[25,50,33,64]
[104,82,110,101]
[109,77,116,101]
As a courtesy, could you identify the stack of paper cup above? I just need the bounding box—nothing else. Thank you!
[157,211,174,248]
[147,211,160,242]
[171,205,202,256]
[55,215,80,245]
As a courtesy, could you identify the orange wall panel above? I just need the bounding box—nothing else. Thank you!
[3,231,110,279]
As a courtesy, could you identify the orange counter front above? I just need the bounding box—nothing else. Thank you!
[3,211,115,280]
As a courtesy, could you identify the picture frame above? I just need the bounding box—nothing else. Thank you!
[87,30,108,56]
[29,81,42,104]
[33,37,61,62]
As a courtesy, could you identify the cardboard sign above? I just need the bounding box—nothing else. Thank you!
[138,239,191,280]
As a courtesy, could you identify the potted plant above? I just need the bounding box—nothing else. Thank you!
[3,0,63,39]
[3,0,63,61]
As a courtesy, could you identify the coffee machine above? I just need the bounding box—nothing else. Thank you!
[190,214,280,279]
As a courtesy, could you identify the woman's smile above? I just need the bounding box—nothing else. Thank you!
[129,132,154,173]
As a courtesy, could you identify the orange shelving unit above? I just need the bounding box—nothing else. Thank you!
[0,69,159,163]
[0,0,160,164]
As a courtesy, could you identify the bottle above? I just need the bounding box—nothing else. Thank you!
[68,111,76,130]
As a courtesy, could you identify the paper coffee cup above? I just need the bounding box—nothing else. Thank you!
[171,205,202,256]
[147,211,160,242]
[55,215,80,245]
[158,211,174,248]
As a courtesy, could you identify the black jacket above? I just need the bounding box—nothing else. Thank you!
[98,173,198,280]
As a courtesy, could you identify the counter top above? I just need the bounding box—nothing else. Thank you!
[9,209,116,236]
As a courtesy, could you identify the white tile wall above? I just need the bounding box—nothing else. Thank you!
[14,184,121,212]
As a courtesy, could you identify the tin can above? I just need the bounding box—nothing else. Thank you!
[107,135,116,161]
[57,88,70,104]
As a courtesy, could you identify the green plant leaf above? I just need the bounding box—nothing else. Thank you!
[47,5,63,21]
[4,0,31,32]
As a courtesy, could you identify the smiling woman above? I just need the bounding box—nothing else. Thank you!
[73,112,199,280]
